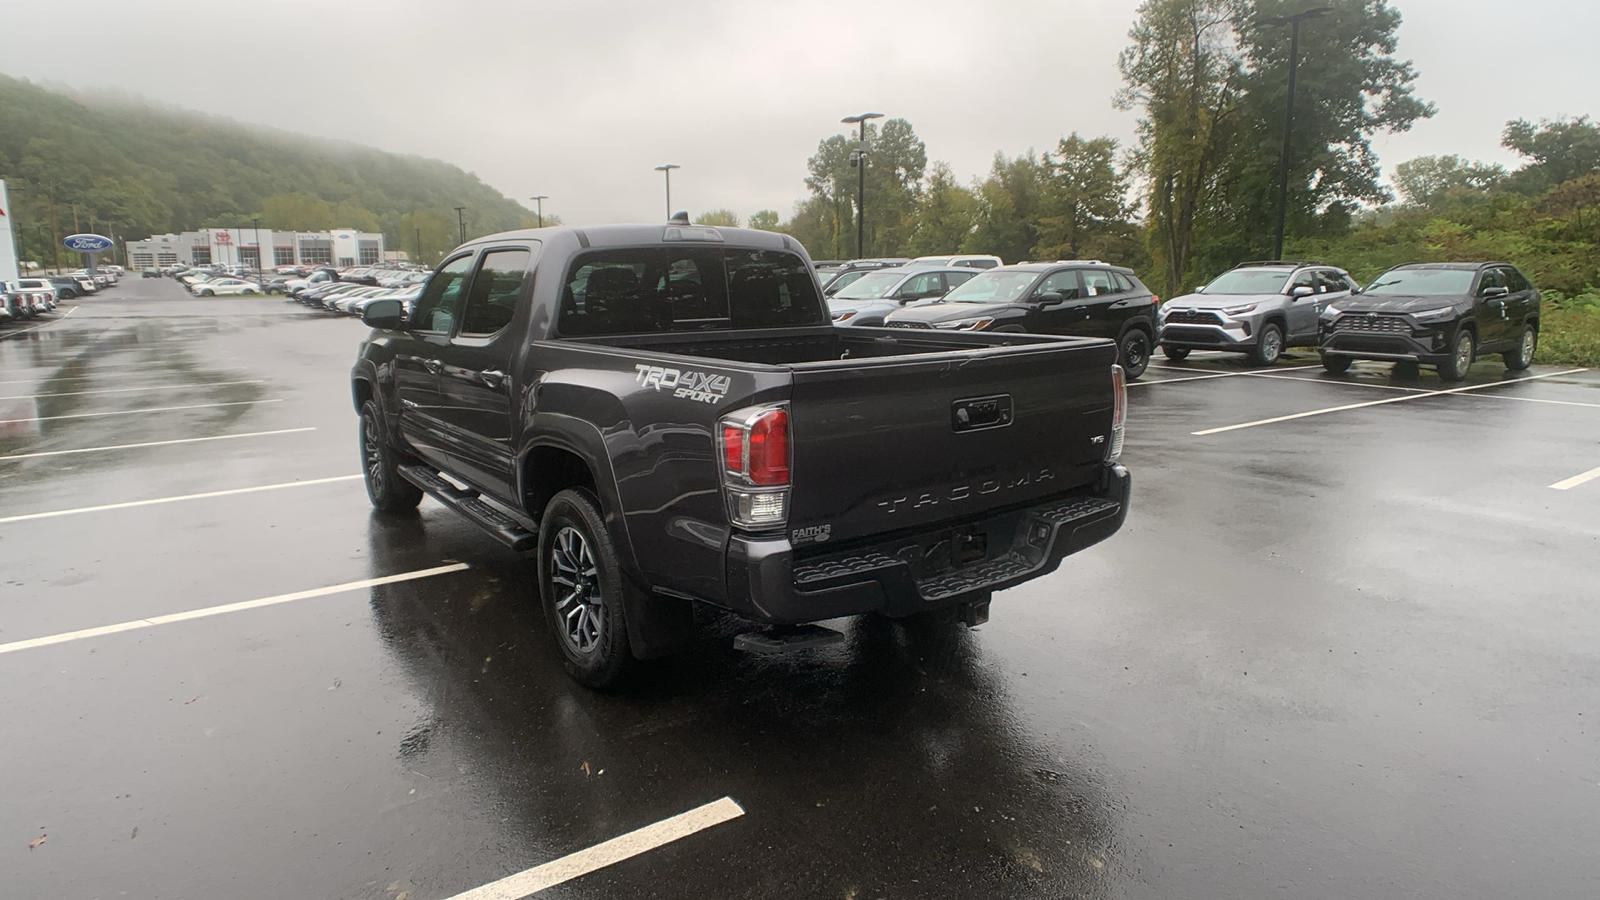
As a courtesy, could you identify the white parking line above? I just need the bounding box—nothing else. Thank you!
[0,379,265,400]
[445,797,745,900]
[0,398,280,425]
[0,307,77,339]
[1242,372,1431,393]
[0,473,361,524]
[1551,466,1600,491]
[1193,368,1587,435]
[0,427,316,461]
[1134,363,1321,387]
[0,563,471,656]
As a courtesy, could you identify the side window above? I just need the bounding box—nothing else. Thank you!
[409,254,474,333]
[1038,270,1082,299]
[1290,270,1316,292]
[1315,271,1346,294]
[458,248,532,337]
[943,271,976,291]
[1505,268,1530,292]
[901,272,943,298]
[1111,272,1135,293]
[1478,268,1507,295]
[1081,270,1116,296]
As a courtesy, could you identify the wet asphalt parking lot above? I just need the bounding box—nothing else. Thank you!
[3,277,1599,900]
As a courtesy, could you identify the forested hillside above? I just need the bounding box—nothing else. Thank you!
[0,74,535,265]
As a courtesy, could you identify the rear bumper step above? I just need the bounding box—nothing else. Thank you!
[396,464,537,552]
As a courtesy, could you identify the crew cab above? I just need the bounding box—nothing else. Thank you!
[351,223,1131,688]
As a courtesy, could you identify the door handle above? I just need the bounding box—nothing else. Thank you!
[423,358,443,374]
[479,369,507,388]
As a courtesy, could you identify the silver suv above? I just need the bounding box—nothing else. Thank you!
[1157,261,1358,365]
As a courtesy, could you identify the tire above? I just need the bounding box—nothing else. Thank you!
[1118,328,1151,380]
[1438,328,1474,382]
[358,400,423,512]
[1320,353,1353,374]
[1504,324,1536,370]
[199,288,214,297]
[539,488,636,690]
[1162,346,1190,361]
[1248,322,1284,366]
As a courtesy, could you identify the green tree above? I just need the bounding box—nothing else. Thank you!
[399,208,457,267]
[964,152,1049,263]
[259,193,332,230]
[905,162,978,257]
[804,118,928,258]
[1034,134,1137,260]
[747,209,780,231]
[1502,116,1600,194]
[693,209,740,227]
[775,196,841,260]
[1392,155,1505,208]
[1117,0,1244,294]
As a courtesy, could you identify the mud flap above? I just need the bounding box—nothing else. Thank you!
[624,589,697,659]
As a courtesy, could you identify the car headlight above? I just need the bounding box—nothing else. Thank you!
[932,317,994,331]
[1320,304,1342,319]
[1221,303,1258,316]
[1410,306,1457,322]
[831,310,856,322]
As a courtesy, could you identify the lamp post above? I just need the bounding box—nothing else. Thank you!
[653,165,680,220]
[454,206,467,245]
[252,217,263,288]
[840,112,884,259]
[529,195,548,228]
[1257,6,1332,261]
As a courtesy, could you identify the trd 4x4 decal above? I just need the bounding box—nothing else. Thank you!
[634,364,732,404]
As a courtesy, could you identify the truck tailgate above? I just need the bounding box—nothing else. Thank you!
[785,337,1117,547]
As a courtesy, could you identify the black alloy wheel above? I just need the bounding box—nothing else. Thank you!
[359,400,423,512]
[539,489,636,689]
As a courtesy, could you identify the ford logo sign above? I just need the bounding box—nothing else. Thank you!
[63,233,114,252]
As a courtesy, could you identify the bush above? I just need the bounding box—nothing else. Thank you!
[1536,306,1600,367]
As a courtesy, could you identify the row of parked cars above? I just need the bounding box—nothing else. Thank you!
[283,267,427,317]
[817,255,1544,382]
[1,267,124,325]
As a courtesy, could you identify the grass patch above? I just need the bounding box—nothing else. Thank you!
[1537,306,1600,367]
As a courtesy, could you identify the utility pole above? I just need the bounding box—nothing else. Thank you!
[1258,6,1332,261]
[253,217,263,288]
[841,113,884,259]
[415,228,422,264]
[529,195,547,228]
[654,165,679,220]
[454,206,467,245]
[46,184,62,274]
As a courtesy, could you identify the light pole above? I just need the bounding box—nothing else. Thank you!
[840,112,883,259]
[252,217,263,288]
[1258,6,1332,261]
[654,164,680,220]
[454,206,467,245]
[529,195,548,228]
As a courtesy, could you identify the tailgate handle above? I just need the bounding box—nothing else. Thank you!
[952,394,1013,432]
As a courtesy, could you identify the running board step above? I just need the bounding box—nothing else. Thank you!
[396,464,538,552]
[733,625,845,655]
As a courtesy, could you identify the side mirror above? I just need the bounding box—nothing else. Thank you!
[361,298,406,329]
[1290,285,1315,298]
[1482,286,1509,299]
[1034,291,1066,306]
[1194,285,1206,293]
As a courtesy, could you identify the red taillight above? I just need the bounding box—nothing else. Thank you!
[722,424,744,473]
[746,408,789,486]
[1152,294,1160,306]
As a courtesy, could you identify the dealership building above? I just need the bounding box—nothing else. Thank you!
[125,227,385,270]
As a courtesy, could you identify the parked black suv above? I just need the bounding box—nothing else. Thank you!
[882,262,1159,378]
[1318,262,1541,381]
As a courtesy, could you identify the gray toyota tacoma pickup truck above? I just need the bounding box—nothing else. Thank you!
[351,221,1131,687]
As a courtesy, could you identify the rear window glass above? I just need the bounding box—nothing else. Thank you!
[558,248,823,335]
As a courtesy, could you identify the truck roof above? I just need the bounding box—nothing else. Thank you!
[458,224,802,254]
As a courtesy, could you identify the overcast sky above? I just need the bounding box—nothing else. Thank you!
[5,0,1598,226]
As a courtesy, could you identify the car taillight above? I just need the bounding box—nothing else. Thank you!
[1151,294,1160,306]
[717,405,791,529]
[1108,364,1126,463]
